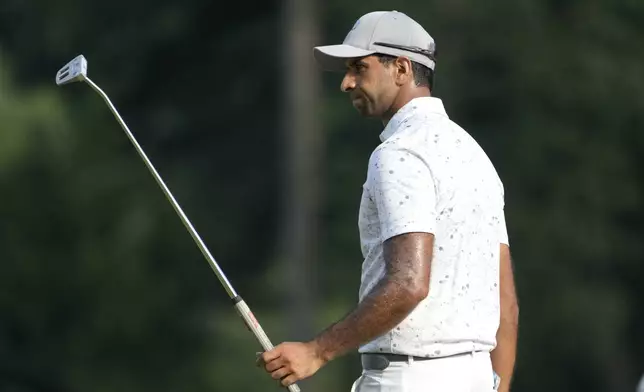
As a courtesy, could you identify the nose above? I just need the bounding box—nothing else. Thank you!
[341,71,356,93]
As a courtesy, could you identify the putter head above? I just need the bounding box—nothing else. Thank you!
[55,54,87,85]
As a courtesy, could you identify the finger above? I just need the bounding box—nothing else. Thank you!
[271,366,291,380]
[281,374,299,388]
[265,357,285,372]
[262,347,282,362]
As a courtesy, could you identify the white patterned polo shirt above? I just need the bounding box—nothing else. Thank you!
[357,96,509,358]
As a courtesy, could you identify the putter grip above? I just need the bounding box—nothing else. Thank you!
[234,297,302,392]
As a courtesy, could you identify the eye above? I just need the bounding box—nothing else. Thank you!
[346,62,366,74]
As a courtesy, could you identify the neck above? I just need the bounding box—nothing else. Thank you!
[381,87,431,127]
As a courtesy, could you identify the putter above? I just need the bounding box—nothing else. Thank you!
[56,55,301,392]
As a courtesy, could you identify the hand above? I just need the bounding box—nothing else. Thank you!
[257,341,327,388]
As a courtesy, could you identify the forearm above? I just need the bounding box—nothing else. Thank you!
[312,277,422,362]
[491,306,518,391]
[312,232,433,363]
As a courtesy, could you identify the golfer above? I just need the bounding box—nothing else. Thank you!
[259,10,519,392]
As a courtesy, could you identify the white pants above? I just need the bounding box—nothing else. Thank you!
[350,351,497,392]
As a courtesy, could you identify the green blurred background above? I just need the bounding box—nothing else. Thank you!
[1,0,643,391]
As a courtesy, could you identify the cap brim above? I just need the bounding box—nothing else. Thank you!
[313,44,376,71]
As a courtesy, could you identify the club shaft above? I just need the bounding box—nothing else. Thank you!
[84,76,238,299]
[83,77,302,392]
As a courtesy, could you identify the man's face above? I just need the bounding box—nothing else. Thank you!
[341,55,398,118]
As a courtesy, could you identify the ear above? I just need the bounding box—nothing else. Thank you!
[393,57,413,86]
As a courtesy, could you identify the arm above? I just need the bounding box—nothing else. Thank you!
[315,145,436,360]
[259,145,437,387]
[312,232,434,361]
[491,243,519,392]
[313,145,437,362]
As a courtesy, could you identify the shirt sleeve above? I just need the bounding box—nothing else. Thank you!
[368,145,437,241]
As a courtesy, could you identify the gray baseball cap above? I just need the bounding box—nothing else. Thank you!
[313,11,437,72]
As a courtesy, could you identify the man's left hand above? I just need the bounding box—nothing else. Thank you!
[257,341,326,388]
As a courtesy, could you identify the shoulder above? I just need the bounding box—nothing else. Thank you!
[368,139,428,172]
[365,141,434,194]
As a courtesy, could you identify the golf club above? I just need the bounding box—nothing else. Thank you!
[55,54,301,392]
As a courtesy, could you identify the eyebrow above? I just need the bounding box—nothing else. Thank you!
[347,59,368,68]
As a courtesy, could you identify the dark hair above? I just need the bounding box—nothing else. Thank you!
[376,54,434,91]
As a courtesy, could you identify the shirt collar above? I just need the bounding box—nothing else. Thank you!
[379,97,448,142]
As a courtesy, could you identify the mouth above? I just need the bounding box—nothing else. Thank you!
[350,91,367,111]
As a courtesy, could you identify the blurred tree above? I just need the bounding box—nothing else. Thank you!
[277,0,322,390]
[0,54,220,391]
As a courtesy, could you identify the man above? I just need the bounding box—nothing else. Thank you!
[258,10,519,392]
